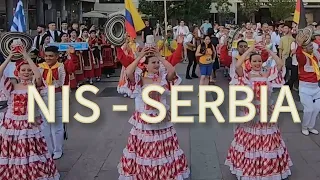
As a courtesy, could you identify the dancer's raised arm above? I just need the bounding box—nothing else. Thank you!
[21,48,42,86]
[125,47,150,81]
[235,45,254,76]
[153,47,175,81]
[0,52,12,78]
[266,48,284,70]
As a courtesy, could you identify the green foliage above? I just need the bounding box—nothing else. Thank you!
[268,0,295,21]
[138,0,213,23]
[240,0,260,22]
[214,0,232,24]
[214,0,232,14]
[138,0,165,20]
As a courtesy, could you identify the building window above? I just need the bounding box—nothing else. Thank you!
[28,0,37,30]
[99,0,124,3]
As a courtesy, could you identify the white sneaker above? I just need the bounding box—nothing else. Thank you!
[302,129,309,136]
[53,152,63,160]
[309,129,319,135]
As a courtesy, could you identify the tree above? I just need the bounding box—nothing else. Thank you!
[181,0,213,23]
[239,0,260,22]
[214,0,232,24]
[138,0,165,20]
[268,0,295,21]
[138,0,213,25]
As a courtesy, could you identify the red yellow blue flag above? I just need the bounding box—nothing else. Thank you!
[125,0,145,38]
[293,0,307,28]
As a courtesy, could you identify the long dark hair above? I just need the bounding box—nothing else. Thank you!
[200,35,214,58]
[40,34,50,46]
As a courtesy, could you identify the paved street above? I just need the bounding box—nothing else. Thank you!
[57,63,320,180]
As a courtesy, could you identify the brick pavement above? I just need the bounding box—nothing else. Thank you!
[57,63,320,180]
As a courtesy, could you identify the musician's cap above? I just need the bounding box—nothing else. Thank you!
[61,20,68,24]
[0,32,33,61]
[48,21,56,25]
[45,46,59,53]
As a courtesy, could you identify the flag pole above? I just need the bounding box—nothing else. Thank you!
[164,0,167,35]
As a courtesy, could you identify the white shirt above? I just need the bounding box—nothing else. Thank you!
[219,35,226,44]
[185,33,193,43]
[291,42,298,66]
[32,34,45,50]
[271,31,280,46]
[175,26,189,37]
[48,30,61,43]
[61,29,68,34]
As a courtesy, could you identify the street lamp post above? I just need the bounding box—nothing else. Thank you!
[164,0,167,35]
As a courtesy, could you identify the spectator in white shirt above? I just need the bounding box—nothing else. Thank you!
[173,20,190,39]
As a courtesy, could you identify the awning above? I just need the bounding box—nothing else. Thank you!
[82,11,108,18]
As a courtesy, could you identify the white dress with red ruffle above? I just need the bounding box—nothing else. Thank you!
[118,67,189,180]
[225,66,292,180]
[0,76,60,180]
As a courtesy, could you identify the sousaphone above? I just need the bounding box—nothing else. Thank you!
[104,11,126,46]
[227,28,241,50]
[297,26,313,46]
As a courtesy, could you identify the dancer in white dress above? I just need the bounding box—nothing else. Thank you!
[118,46,189,179]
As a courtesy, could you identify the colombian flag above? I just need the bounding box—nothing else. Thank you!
[125,0,145,38]
[293,0,307,28]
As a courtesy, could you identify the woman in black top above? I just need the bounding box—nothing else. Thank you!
[208,28,219,83]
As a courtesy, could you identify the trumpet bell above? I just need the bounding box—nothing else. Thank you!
[104,14,125,46]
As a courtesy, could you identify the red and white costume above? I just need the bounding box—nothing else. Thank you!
[0,75,59,179]
[118,64,189,179]
[38,59,75,159]
[296,45,320,132]
[225,65,292,180]
[116,42,183,92]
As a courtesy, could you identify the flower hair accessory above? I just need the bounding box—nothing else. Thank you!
[14,61,29,77]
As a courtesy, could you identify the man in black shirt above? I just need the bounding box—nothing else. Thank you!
[141,20,154,43]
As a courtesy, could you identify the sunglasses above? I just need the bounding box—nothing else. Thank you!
[238,45,248,48]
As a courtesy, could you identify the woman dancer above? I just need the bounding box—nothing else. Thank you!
[0,48,59,179]
[196,35,216,86]
[225,45,292,180]
[118,46,190,179]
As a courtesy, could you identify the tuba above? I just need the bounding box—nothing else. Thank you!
[104,11,126,47]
